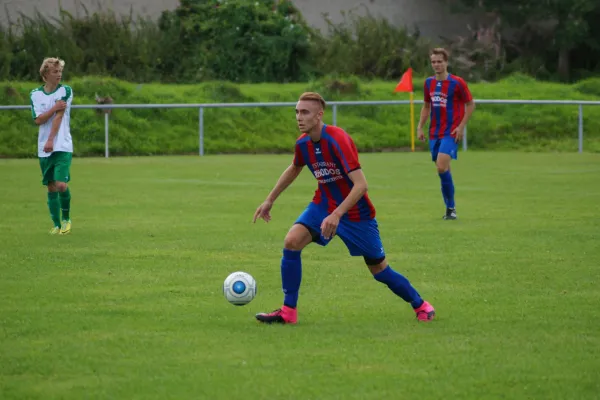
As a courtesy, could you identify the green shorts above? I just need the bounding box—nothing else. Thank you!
[39,151,72,186]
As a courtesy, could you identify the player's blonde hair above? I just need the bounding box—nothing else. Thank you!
[39,57,65,80]
[430,47,449,62]
[299,92,326,110]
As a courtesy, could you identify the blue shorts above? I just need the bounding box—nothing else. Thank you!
[430,137,458,162]
[294,202,386,260]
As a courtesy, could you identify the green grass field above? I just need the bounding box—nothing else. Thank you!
[1,151,599,399]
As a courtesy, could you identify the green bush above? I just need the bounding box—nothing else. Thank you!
[2,75,599,158]
[156,0,316,83]
[574,78,600,97]
[305,75,369,100]
[0,0,317,84]
[312,11,431,80]
[0,0,599,83]
[0,0,440,84]
[1,7,165,83]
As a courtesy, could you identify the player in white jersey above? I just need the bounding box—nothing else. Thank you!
[30,57,74,235]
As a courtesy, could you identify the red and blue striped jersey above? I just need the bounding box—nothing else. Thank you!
[424,74,473,140]
[293,124,376,221]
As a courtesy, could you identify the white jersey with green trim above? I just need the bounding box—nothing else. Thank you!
[30,84,74,158]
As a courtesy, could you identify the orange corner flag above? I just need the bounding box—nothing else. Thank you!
[394,68,413,92]
[394,68,416,152]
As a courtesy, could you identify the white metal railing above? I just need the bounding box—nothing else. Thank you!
[2,99,598,157]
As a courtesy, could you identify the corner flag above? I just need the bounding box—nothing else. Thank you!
[394,68,415,152]
[394,68,413,93]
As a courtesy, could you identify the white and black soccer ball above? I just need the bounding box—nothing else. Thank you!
[223,271,257,306]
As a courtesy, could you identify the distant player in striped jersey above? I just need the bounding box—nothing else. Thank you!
[417,48,475,220]
[30,57,74,235]
[253,92,435,324]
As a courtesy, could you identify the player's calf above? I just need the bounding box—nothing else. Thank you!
[369,258,436,321]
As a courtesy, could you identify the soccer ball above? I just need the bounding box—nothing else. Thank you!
[223,271,257,306]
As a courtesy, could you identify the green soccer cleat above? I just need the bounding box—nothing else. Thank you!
[49,226,61,235]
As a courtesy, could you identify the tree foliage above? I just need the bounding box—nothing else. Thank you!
[157,0,315,82]
[0,0,599,83]
[442,0,600,80]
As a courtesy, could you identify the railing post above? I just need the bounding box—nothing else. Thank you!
[199,107,204,156]
[578,104,583,153]
[104,112,109,158]
[332,104,338,126]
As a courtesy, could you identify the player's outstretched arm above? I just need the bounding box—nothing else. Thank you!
[253,164,303,223]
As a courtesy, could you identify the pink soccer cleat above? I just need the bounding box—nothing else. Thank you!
[414,301,435,322]
[255,305,298,324]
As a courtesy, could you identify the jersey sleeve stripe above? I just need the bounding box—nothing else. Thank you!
[61,85,73,101]
[30,90,41,120]
[30,97,37,120]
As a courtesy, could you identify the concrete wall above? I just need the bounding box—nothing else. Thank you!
[0,0,180,23]
[0,0,470,39]
[292,0,470,39]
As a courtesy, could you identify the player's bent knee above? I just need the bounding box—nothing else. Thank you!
[284,224,313,251]
[55,181,68,192]
[436,153,451,173]
[283,234,309,251]
[364,256,387,274]
[47,182,57,192]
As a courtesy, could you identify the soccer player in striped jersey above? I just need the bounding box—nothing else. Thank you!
[417,48,475,220]
[30,58,74,234]
[253,92,435,324]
